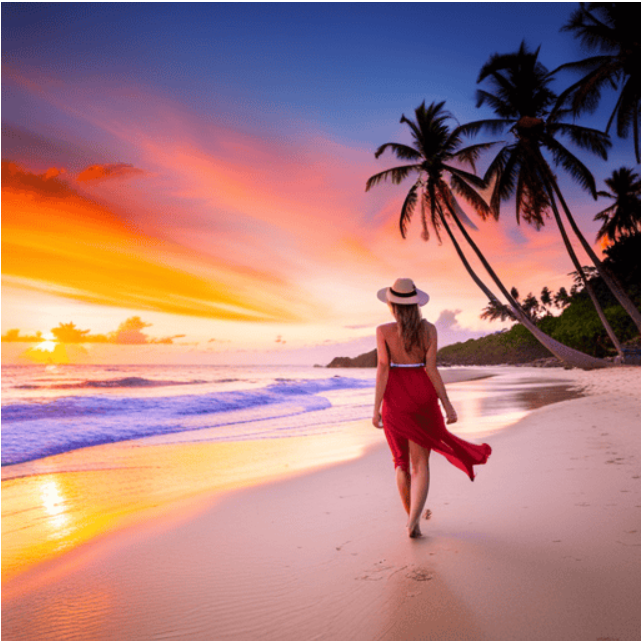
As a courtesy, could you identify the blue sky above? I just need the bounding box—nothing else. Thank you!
[2,3,638,364]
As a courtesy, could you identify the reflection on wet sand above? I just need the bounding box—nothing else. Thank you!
[2,423,380,586]
[446,373,584,438]
[2,369,583,588]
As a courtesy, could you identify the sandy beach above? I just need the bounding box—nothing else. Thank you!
[2,366,640,640]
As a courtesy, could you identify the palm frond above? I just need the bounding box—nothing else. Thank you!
[481,145,520,218]
[515,164,525,225]
[478,47,527,82]
[365,164,421,191]
[399,109,425,143]
[615,77,640,140]
[593,203,617,220]
[561,4,619,52]
[570,60,622,115]
[444,164,486,190]
[455,118,512,138]
[475,89,513,115]
[374,142,422,161]
[547,122,611,159]
[543,137,598,197]
[482,144,513,185]
[426,185,443,245]
[449,141,499,172]
[631,97,641,162]
[550,55,616,78]
[515,160,550,228]
[399,183,419,238]
[448,174,490,221]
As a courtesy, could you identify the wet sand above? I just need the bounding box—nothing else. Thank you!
[2,366,640,640]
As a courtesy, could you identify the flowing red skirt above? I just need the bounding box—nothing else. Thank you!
[382,367,491,481]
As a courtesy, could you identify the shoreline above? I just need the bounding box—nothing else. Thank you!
[3,366,640,640]
[3,366,499,584]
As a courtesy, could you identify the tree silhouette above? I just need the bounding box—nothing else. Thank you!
[466,42,635,356]
[367,101,608,367]
[594,167,641,242]
[556,2,641,161]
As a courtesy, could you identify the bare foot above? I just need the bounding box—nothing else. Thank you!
[407,522,422,538]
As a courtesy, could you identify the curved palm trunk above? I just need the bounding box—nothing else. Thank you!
[438,208,610,369]
[543,182,625,359]
[548,176,641,332]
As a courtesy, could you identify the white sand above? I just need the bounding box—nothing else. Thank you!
[2,366,640,640]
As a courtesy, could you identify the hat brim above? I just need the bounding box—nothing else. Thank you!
[377,287,429,307]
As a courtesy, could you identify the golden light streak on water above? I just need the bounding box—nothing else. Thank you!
[2,422,381,588]
[39,478,71,536]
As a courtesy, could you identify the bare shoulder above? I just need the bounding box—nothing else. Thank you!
[423,319,437,335]
[376,322,396,335]
[423,320,438,347]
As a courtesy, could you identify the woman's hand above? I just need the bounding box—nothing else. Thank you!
[443,401,457,424]
[372,411,383,429]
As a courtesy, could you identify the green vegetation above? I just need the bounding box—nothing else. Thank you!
[437,324,551,366]
[366,3,640,368]
[439,234,641,365]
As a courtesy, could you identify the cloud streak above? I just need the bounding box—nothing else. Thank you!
[2,161,316,323]
[2,316,186,345]
[76,162,146,183]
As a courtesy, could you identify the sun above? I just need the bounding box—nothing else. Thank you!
[37,340,57,352]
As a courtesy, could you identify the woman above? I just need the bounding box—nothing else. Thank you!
[372,278,491,538]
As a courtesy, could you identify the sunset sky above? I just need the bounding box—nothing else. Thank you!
[2,3,635,365]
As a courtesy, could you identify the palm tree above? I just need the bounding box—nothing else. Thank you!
[540,286,554,315]
[521,293,542,321]
[594,167,641,242]
[555,2,641,161]
[465,42,636,358]
[481,298,515,322]
[366,101,608,368]
[554,286,571,309]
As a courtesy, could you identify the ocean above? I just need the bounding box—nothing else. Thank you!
[1,363,583,470]
[2,362,586,584]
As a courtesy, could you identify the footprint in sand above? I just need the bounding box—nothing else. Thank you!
[356,560,400,581]
[406,568,434,582]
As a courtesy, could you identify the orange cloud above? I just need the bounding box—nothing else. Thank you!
[3,68,600,340]
[2,160,72,198]
[2,162,318,323]
[77,162,146,183]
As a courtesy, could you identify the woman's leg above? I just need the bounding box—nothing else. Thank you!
[407,441,430,537]
[395,466,411,515]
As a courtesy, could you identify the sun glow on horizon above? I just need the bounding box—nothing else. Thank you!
[36,340,56,353]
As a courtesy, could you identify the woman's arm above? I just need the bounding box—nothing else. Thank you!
[372,325,390,428]
[424,322,457,424]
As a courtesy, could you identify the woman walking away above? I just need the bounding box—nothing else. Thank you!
[372,278,491,538]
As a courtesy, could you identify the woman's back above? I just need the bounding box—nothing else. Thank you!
[379,320,432,364]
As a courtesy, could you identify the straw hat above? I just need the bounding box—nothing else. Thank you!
[377,278,429,306]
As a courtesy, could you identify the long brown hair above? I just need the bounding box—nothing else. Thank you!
[390,302,426,356]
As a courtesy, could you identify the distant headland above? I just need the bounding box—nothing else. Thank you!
[325,326,559,368]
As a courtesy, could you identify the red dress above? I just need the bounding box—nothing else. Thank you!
[382,365,491,481]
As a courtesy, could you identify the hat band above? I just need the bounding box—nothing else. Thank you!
[390,287,417,298]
